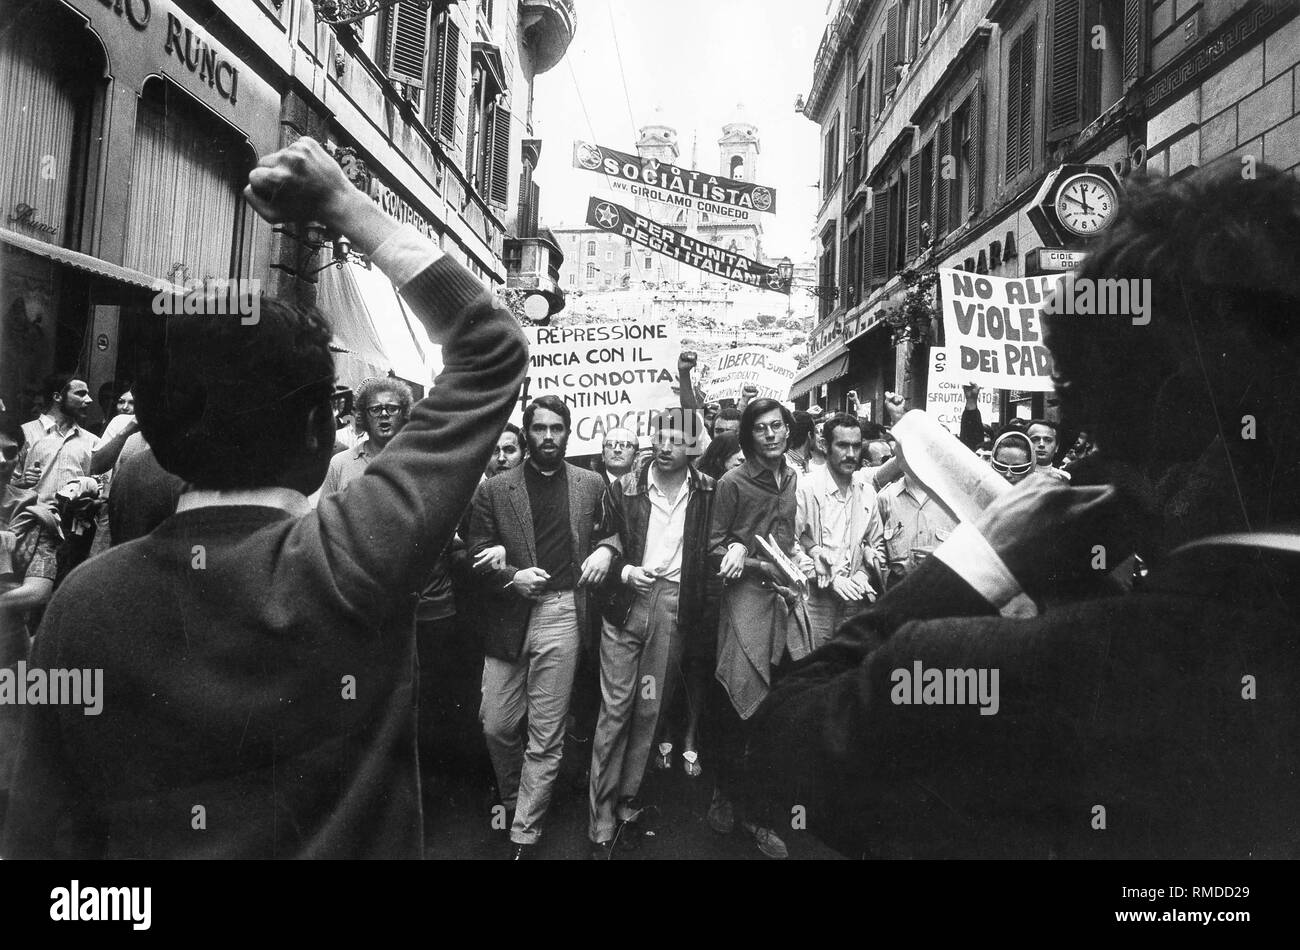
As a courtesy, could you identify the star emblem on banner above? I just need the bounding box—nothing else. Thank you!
[594,203,620,229]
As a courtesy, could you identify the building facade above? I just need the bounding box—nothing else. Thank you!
[0,0,575,425]
[791,0,1300,424]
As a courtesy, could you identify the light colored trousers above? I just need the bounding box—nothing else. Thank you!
[480,591,580,845]
[588,578,682,843]
[804,585,866,652]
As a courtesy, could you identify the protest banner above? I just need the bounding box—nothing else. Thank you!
[924,348,1001,436]
[586,197,790,294]
[705,346,797,402]
[512,321,681,456]
[573,140,777,217]
[938,268,1061,392]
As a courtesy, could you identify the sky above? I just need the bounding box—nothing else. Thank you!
[530,0,832,263]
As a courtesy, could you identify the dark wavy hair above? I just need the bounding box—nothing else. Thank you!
[821,412,863,448]
[738,398,794,457]
[698,431,742,479]
[134,296,335,489]
[523,395,571,432]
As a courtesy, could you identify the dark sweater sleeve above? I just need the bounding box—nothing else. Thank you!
[294,256,529,623]
[959,407,984,451]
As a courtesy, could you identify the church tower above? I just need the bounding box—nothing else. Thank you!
[718,119,760,182]
[695,109,764,263]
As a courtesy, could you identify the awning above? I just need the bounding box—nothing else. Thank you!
[789,344,850,399]
[315,261,441,390]
[0,227,182,294]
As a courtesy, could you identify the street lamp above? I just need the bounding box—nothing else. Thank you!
[778,255,838,299]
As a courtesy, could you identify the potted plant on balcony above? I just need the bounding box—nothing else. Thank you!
[883,267,938,346]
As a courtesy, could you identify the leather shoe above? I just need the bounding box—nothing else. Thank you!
[508,843,537,860]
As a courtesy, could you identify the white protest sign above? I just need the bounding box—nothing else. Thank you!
[924,348,1001,436]
[705,347,797,402]
[939,268,1061,392]
[514,322,680,456]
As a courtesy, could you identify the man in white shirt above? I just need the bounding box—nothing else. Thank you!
[797,413,877,649]
[586,411,716,858]
[12,374,99,503]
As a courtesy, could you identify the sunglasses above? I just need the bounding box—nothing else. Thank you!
[366,404,403,418]
[991,458,1034,477]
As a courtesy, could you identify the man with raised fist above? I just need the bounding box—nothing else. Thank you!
[2,137,528,859]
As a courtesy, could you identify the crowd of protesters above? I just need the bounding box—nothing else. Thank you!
[1,145,1298,862]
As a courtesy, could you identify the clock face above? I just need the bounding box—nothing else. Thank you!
[1054,174,1117,237]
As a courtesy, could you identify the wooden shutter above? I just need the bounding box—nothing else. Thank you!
[840,232,851,309]
[487,105,511,207]
[862,205,874,292]
[1018,37,1036,175]
[875,35,886,111]
[1046,0,1084,142]
[1122,0,1148,89]
[1005,34,1022,182]
[920,0,934,36]
[967,81,984,214]
[384,2,430,89]
[864,59,873,137]
[884,5,900,95]
[871,188,889,281]
[435,17,460,144]
[905,152,922,261]
[935,118,951,238]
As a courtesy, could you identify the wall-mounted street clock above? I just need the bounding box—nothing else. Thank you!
[1053,171,1118,237]
[1027,164,1124,248]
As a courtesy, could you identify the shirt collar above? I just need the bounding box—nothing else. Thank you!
[176,487,312,517]
[742,455,791,488]
[38,415,85,439]
[354,437,372,459]
[648,465,691,502]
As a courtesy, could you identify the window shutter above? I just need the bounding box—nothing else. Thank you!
[863,60,873,139]
[1018,38,1035,175]
[935,118,951,238]
[840,233,851,309]
[871,188,889,281]
[884,5,900,95]
[1122,0,1148,89]
[920,0,933,36]
[384,2,430,89]
[905,152,922,261]
[1005,35,1022,182]
[488,105,511,207]
[967,81,984,213]
[1046,0,1084,142]
[435,18,461,145]
[862,206,874,292]
[876,35,887,111]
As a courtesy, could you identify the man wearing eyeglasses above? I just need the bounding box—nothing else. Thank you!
[596,427,637,486]
[707,397,812,859]
[319,378,413,496]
